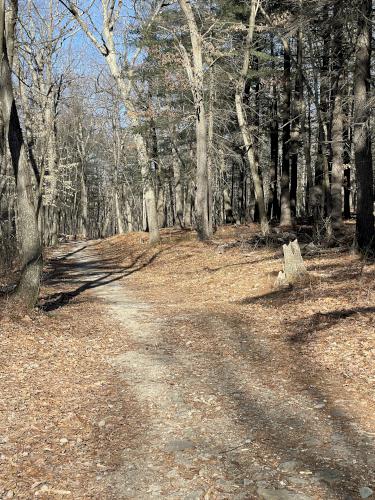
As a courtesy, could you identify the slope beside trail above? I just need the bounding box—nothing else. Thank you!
[1,226,374,499]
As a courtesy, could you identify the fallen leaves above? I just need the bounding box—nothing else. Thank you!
[0,225,374,498]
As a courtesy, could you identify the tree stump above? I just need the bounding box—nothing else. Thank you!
[275,239,308,287]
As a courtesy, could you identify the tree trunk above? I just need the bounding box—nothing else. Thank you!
[330,66,344,226]
[134,133,160,244]
[330,2,346,232]
[114,189,124,234]
[343,118,351,220]
[101,27,160,244]
[178,0,211,240]
[354,0,374,250]
[0,0,42,309]
[268,37,279,220]
[234,0,269,235]
[125,197,133,232]
[172,148,184,228]
[302,90,313,215]
[80,166,88,238]
[280,40,292,226]
[207,64,214,233]
[290,29,303,218]
[184,178,193,228]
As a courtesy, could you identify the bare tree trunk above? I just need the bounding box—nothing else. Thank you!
[268,36,279,220]
[308,23,330,227]
[302,91,312,215]
[354,0,374,250]
[234,0,269,235]
[207,65,214,232]
[172,147,184,228]
[114,189,124,234]
[112,111,124,234]
[330,5,344,231]
[125,195,133,232]
[290,29,303,218]
[343,110,351,220]
[134,133,160,244]
[178,0,211,240]
[184,178,193,228]
[43,97,59,245]
[319,29,331,220]
[0,0,42,309]
[157,180,166,228]
[80,166,88,238]
[280,40,292,226]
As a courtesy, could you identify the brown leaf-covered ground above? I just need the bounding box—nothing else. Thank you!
[0,225,374,499]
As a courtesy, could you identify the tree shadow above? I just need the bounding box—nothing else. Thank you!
[40,245,165,312]
[239,287,293,305]
[238,260,374,309]
[201,256,279,274]
[54,244,88,261]
[288,306,375,343]
[166,310,374,498]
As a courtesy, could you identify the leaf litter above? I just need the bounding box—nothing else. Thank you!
[0,224,374,499]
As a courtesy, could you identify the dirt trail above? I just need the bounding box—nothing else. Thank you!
[48,239,374,500]
[60,242,249,499]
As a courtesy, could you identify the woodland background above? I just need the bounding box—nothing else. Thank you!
[0,0,373,306]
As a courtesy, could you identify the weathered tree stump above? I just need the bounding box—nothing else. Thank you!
[275,239,308,287]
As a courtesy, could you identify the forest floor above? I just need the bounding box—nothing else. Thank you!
[0,225,374,499]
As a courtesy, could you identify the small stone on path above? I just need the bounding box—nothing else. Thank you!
[359,487,374,499]
[185,490,204,500]
[165,439,195,452]
[288,477,308,486]
[279,460,302,472]
[257,487,313,500]
[314,468,341,485]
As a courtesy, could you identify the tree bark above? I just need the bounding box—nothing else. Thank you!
[268,36,279,220]
[354,0,374,250]
[234,0,269,235]
[178,0,211,240]
[290,29,303,218]
[172,147,184,228]
[0,0,42,309]
[330,5,345,231]
[343,111,351,220]
[280,40,292,226]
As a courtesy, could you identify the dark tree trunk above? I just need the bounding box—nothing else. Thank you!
[268,37,279,220]
[280,40,292,226]
[354,0,374,250]
[290,30,303,218]
[330,3,345,231]
[343,121,351,220]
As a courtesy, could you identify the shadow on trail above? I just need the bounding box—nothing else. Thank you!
[40,244,164,312]
[238,260,374,310]
[288,306,375,343]
[238,287,293,305]
[55,243,88,261]
[163,310,374,498]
